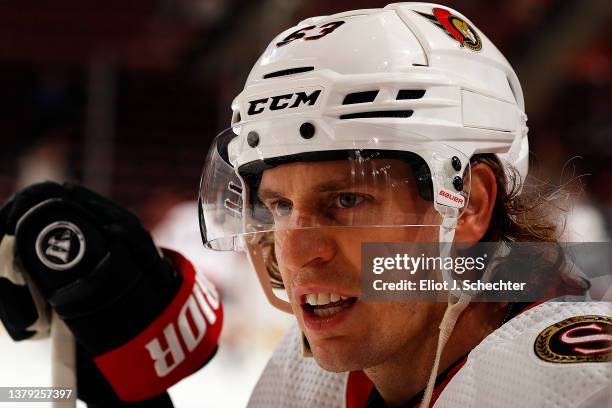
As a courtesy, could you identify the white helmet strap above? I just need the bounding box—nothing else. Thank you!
[420,208,471,407]
[422,295,471,407]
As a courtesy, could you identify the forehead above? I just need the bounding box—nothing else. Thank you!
[258,159,413,194]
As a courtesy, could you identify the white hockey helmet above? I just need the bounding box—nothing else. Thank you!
[199,2,528,312]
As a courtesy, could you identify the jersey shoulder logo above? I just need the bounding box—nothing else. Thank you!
[534,315,612,363]
[415,8,482,52]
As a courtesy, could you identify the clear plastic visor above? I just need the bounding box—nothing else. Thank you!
[199,124,471,252]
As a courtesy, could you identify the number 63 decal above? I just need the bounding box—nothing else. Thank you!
[276,21,345,47]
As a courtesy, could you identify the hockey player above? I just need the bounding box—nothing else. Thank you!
[198,3,611,407]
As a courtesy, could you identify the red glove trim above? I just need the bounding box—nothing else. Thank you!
[94,249,223,401]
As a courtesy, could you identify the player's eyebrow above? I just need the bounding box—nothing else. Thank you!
[258,176,371,201]
[257,189,284,201]
[312,177,362,192]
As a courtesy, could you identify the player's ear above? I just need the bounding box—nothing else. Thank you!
[455,163,497,243]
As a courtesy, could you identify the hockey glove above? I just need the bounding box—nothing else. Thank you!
[0,182,222,405]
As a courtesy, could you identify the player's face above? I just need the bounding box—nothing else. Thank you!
[258,159,445,372]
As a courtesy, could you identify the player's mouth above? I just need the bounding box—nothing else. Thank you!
[299,290,358,331]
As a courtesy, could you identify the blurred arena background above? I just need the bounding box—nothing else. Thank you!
[0,0,610,407]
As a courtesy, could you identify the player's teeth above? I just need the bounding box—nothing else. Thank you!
[317,293,330,305]
[305,293,348,305]
[313,306,344,317]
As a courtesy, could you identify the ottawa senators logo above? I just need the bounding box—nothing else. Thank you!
[534,315,612,363]
[415,8,482,52]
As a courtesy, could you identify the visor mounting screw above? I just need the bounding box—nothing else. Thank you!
[299,122,315,139]
[451,156,462,171]
[247,131,260,147]
[453,176,464,191]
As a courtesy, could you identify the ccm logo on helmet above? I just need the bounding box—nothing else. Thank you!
[145,273,220,377]
[247,90,322,116]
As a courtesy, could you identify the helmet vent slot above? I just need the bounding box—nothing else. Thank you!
[231,110,241,125]
[396,89,426,100]
[342,90,379,105]
[263,66,314,79]
[340,110,413,119]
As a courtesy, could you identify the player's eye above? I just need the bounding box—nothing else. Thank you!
[335,193,365,209]
[272,200,293,217]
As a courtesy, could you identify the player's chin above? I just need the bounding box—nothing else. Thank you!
[308,337,369,373]
[311,350,362,373]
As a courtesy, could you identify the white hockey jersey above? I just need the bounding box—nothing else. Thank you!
[248,302,611,408]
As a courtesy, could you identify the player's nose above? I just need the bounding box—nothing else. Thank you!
[275,226,338,269]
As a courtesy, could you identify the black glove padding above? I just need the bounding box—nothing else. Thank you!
[0,277,41,340]
[0,181,179,407]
